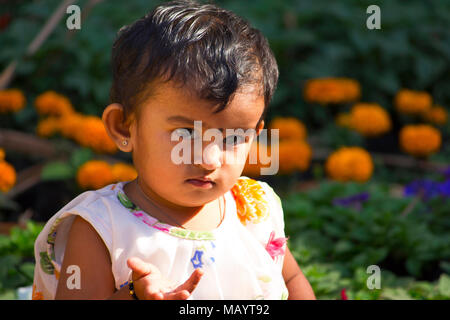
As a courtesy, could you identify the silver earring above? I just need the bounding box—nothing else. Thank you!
[122,140,128,146]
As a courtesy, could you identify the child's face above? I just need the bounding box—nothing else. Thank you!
[128,81,265,207]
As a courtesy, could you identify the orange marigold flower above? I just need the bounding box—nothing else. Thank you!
[269,117,307,140]
[34,91,74,117]
[278,140,312,174]
[422,105,448,126]
[0,89,26,113]
[76,160,115,190]
[242,142,271,177]
[394,89,432,115]
[0,160,16,192]
[231,177,269,225]
[325,147,373,182]
[304,78,361,105]
[243,140,312,176]
[112,163,137,182]
[0,148,4,161]
[350,103,392,137]
[59,112,85,139]
[36,117,61,138]
[73,116,117,154]
[399,124,441,158]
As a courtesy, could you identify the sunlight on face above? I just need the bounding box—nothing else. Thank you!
[128,81,265,207]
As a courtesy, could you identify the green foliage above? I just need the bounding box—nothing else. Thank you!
[295,254,450,300]
[283,180,450,280]
[40,147,93,181]
[0,221,43,298]
[0,220,44,258]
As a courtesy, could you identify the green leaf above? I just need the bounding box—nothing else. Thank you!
[18,263,35,283]
[0,289,16,300]
[70,148,93,170]
[381,288,413,300]
[437,274,450,298]
[41,161,75,181]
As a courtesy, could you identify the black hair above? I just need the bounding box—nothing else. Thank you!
[110,0,279,122]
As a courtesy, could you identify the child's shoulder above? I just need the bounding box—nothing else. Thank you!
[58,183,121,214]
[40,182,123,238]
[231,176,283,227]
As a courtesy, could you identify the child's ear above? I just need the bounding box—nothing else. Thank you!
[102,103,133,152]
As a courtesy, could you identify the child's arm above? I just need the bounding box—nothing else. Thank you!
[282,246,316,300]
[55,216,203,299]
[55,215,116,299]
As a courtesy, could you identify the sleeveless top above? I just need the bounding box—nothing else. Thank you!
[32,177,289,300]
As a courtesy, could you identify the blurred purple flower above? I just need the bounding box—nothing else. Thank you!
[404,178,450,200]
[440,166,450,179]
[333,192,370,211]
[438,179,450,197]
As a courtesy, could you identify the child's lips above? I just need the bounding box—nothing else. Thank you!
[185,177,215,189]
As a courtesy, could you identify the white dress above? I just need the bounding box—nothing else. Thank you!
[32,177,289,300]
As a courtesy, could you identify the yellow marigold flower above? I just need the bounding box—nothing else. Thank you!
[112,163,137,182]
[0,89,26,113]
[231,177,269,225]
[36,117,61,138]
[0,160,16,192]
[395,89,432,115]
[278,140,312,174]
[76,160,115,190]
[350,103,392,137]
[422,105,448,126]
[399,124,441,157]
[325,147,373,182]
[59,112,85,139]
[269,117,307,140]
[34,91,74,117]
[335,113,353,128]
[304,78,361,104]
[73,116,117,154]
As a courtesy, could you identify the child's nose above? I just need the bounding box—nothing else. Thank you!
[201,143,222,170]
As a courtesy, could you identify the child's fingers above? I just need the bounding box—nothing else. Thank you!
[127,257,160,280]
[175,268,204,294]
[165,290,190,300]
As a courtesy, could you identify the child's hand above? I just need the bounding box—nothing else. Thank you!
[127,257,204,300]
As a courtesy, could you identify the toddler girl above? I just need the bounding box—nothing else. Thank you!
[32,0,315,300]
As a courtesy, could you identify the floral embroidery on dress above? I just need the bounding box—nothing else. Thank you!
[116,190,215,240]
[190,242,216,269]
[265,231,287,262]
[39,216,64,277]
[32,284,44,300]
[231,177,269,225]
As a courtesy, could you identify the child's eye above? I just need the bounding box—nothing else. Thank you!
[223,135,245,146]
[173,128,196,138]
